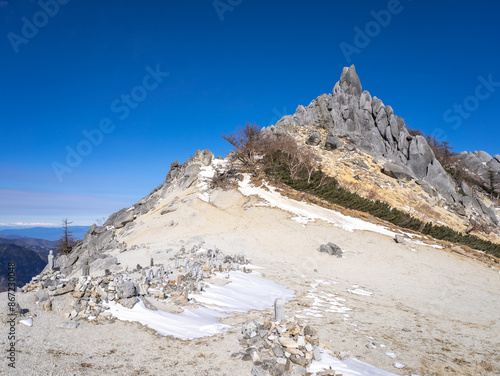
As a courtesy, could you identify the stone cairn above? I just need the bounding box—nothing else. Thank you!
[22,246,251,324]
[236,299,338,376]
[239,322,332,376]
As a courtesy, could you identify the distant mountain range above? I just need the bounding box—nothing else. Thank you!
[0,226,90,292]
[0,237,58,262]
[0,226,90,241]
[0,243,47,292]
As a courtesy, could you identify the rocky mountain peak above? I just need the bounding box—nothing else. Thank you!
[271,65,499,228]
[335,64,362,96]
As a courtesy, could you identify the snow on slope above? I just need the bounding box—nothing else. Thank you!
[105,270,294,340]
[238,174,397,237]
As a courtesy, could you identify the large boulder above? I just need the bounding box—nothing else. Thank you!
[116,281,138,299]
[382,162,415,181]
[306,132,322,146]
[318,242,343,258]
[105,208,135,229]
[324,133,343,151]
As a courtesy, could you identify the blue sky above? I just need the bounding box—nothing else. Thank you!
[1,0,499,226]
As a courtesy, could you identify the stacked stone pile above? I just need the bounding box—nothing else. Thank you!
[22,245,251,324]
[237,300,337,376]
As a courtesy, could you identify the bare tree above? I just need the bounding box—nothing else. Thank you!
[222,123,261,167]
[56,218,76,254]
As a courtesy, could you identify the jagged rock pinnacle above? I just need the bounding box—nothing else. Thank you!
[338,64,362,96]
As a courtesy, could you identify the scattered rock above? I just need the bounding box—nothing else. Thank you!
[242,320,259,339]
[49,281,75,296]
[117,297,138,309]
[251,365,269,376]
[239,311,321,375]
[306,132,322,146]
[318,242,343,257]
[382,162,414,181]
[116,281,138,299]
[160,206,177,215]
[325,133,343,151]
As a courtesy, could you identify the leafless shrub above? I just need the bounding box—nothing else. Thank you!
[209,163,240,190]
[222,123,261,168]
[222,123,321,182]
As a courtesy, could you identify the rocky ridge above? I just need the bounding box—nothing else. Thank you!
[53,149,215,277]
[53,66,500,278]
[265,65,499,229]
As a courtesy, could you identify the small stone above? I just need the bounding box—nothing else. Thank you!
[279,337,298,348]
[70,310,78,319]
[395,235,405,244]
[242,353,252,361]
[304,325,314,336]
[290,364,307,375]
[313,347,322,361]
[276,357,287,365]
[117,297,138,309]
[242,320,259,339]
[290,355,307,366]
[251,365,269,376]
[297,336,306,347]
[272,346,284,357]
[402,327,411,332]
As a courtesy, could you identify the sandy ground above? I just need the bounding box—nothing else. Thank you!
[1,184,499,375]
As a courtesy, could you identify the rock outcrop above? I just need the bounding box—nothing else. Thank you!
[57,149,214,276]
[52,67,498,277]
[455,151,500,195]
[269,65,498,226]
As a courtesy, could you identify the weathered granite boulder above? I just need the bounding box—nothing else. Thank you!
[382,162,415,181]
[306,131,322,146]
[116,281,138,299]
[324,133,343,151]
[318,242,343,257]
[117,297,138,309]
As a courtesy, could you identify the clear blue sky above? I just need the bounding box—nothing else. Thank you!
[1,0,499,226]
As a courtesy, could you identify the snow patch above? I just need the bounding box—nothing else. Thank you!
[308,347,407,376]
[105,270,293,340]
[238,175,397,237]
